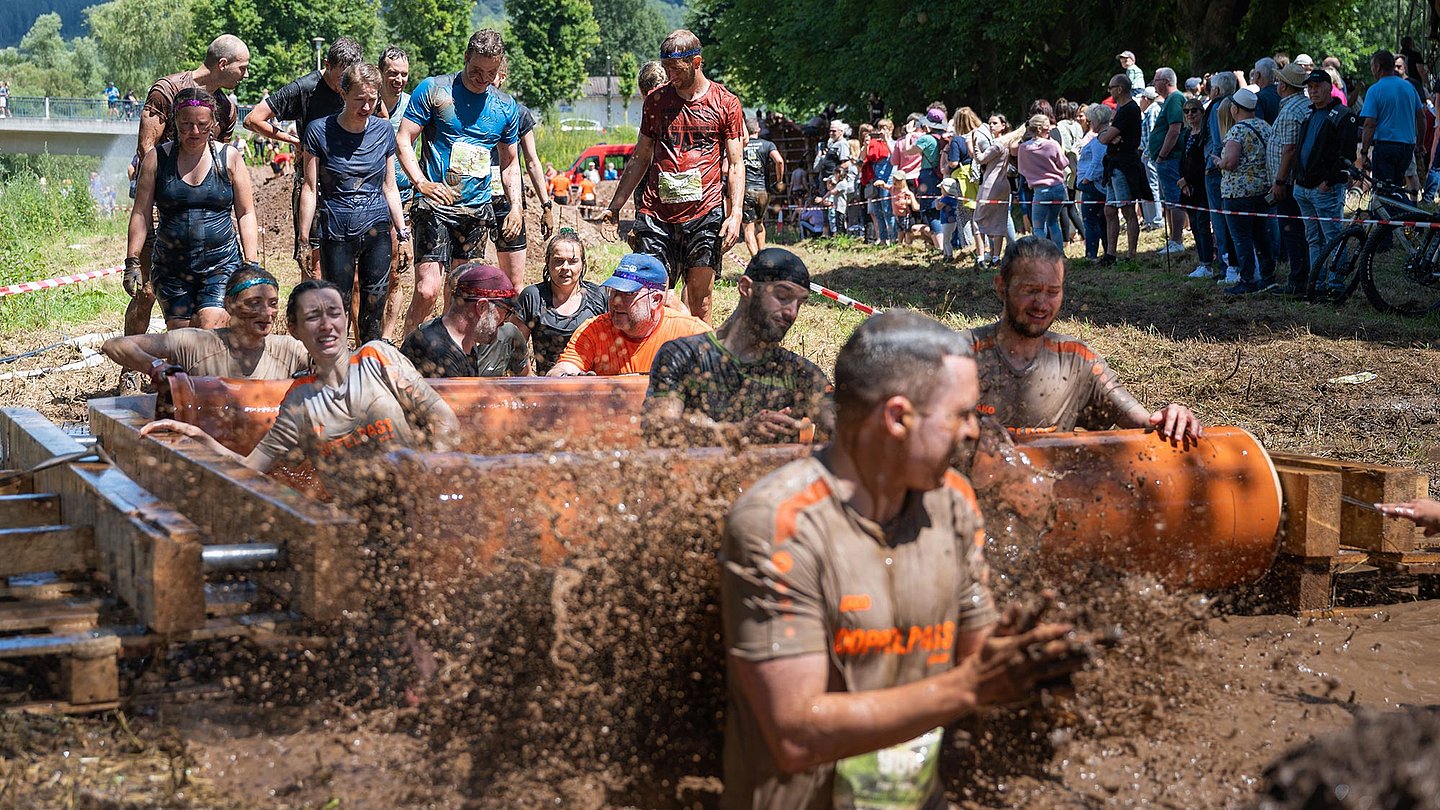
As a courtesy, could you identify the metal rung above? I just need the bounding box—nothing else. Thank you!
[202,543,284,573]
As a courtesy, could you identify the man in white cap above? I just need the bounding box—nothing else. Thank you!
[1117,51,1145,97]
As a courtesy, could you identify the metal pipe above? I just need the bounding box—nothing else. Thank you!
[202,543,284,573]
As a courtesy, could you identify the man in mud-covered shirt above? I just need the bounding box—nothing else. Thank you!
[957,237,1202,439]
[644,248,831,445]
[720,310,1092,810]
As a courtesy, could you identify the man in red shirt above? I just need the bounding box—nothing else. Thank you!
[600,29,746,324]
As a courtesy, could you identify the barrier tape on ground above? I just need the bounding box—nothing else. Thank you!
[725,252,881,316]
[0,264,123,298]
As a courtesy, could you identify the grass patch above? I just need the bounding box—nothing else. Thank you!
[533,125,638,173]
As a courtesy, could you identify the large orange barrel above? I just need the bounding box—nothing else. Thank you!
[1013,427,1282,589]
[168,374,650,456]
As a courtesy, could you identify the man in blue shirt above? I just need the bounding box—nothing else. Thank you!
[1357,48,1426,194]
[396,29,523,338]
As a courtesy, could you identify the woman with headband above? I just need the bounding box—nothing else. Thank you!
[126,86,258,330]
[101,265,308,386]
[509,231,608,374]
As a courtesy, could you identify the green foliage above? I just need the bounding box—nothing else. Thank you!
[85,0,193,97]
[385,0,471,81]
[584,0,666,75]
[506,0,598,112]
[0,13,102,96]
[532,123,635,170]
[188,0,382,101]
[0,1,93,48]
[616,50,638,121]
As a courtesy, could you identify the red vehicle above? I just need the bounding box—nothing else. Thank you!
[565,143,635,185]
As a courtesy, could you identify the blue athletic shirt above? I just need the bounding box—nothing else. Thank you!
[403,74,520,208]
[1360,75,1423,144]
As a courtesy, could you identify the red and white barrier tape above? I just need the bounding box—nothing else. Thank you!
[726,252,881,316]
[0,264,122,298]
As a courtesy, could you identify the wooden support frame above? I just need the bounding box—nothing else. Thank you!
[89,401,360,622]
[1275,465,1342,559]
[1270,452,1429,554]
[0,408,205,633]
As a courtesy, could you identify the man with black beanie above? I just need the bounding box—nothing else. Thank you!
[644,247,834,445]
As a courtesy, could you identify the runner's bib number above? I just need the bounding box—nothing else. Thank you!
[658,168,703,204]
[833,727,943,810]
[449,141,492,180]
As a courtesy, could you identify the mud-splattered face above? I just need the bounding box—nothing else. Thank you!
[462,54,502,94]
[999,258,1064,339]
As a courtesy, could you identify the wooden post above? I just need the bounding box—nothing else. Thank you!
[1270,453,1428,553]
[1275,465,1342,558]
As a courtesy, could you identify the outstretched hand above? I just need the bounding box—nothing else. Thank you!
[1149,403,1202,444]
[1376,498,1440,535]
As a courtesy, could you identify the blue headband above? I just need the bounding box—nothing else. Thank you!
[227,276,278,297]
[661,47,701,59]
[612,269,666,290]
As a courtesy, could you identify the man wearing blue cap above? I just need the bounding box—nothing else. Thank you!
[644,248,833,445]
[599,29,747,324]
[547,253,710,376]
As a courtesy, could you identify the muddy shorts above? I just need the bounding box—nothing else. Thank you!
[491,195,528,254]
[413,198,494,265]
[153,258,237,320]
[742,190,769,224]
[291,172,321,261]
[630,207,723,288]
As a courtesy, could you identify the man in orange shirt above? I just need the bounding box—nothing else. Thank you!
[548,253,710,375]
[549,169,571,206]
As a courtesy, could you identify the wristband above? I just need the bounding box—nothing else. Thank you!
[541,200,554,210]
[397,226,412,241]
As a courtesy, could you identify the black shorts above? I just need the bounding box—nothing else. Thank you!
[631,208,723,287]
[742,190,769,224]
[491,195,528,254]
[291,173,320,261]
[412,198,494,265]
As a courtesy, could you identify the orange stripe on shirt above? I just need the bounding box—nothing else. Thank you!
[943,470,979,511]
[773,477,832,546]
[352,345,392,366]
[1043,338,1099,363]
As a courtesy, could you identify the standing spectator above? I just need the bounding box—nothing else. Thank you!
[864,122,895,245]
[972,113,1013,264]
[891,176,922,246]
[740,117,783,257]
[0,80,10,118]
[1100,74,1149,263]
[889,116,924,187]
[1358,49,1425,194]
[1015,113,1068,249]
[105,81,120,118]
[1178,97,1216,278]
[1396,53,1427,104]
[917,117,947,247]
[1294,69,1361,297]
[1401,37,1430,89]
[1077,104,1111,260]
[868,92,885,125]
[1218,88,1276,294]
[1184,77,1203,100]
[821,157,854,236]
[379,45,414,344]
[1151,68,1188,254]
[1254,59,1281,123]
[299,63,407,345]
[1205,71,1241,284]
[1054,101,1085,243]
[936,177,962,259]
[1138,86,1164,228]
[948,107,983,254]
[1118,51,1145,97]
[1322,55,1348,98]
[122,89,138,120]
[1268,61,1314,295]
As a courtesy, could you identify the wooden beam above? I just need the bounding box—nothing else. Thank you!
[1275,465,1342,558]
[0,472,32,495]
[1270,453,1428,553]
[0,493,60,527]
[0,526,93,576]
[90,403,360,622]
[0,598,103,633]
[61,651,119,705]
[0,409,205,633]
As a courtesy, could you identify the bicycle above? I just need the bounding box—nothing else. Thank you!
[1307,169,1440,315]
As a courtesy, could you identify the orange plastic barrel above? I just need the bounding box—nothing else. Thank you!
[168,374,651,456]
[1013,427,1282,589]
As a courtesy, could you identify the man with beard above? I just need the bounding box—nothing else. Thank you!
[644,248,832,445]
[547,253,710,376]
[958,236,1202,439]
[400,263,530,377]
[600,29,747,323]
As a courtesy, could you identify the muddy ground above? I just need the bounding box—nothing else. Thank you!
[3,174,1440,808]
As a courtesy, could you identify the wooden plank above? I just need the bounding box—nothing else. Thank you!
[0,598,103,632]
[0,408,205,633]
[90,403,360,622]
[1276,465,1342,558]
[1270,453,1428,553]
[1,573,87,600]
[1369,550,1440,575]
[0,526,93,576]
[0,493,61,527]
[61,652,119,705]
[0,472,32,495]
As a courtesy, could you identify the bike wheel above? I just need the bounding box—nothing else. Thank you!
[1306,224,1367,304]
[1360,223,1440,315]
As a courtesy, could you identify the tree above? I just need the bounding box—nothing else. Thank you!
[0,13,102,96]
[384,0,471,81]
[584,0,666,75]
[506,0,598,112]
[617,50,638,123]
[86,0,193,97]
[187,0,382,101]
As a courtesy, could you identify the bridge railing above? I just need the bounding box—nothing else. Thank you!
[3,96,135,120]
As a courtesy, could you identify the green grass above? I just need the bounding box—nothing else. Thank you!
[533,125,638,173]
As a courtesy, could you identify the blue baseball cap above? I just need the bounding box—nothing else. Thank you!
[600,253,669,293]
